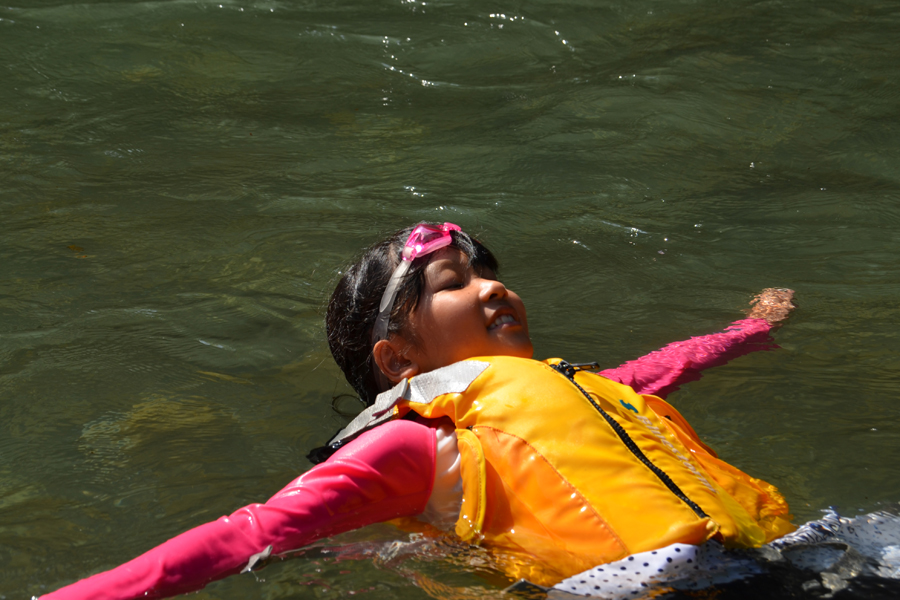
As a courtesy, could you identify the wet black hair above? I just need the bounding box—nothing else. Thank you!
[326,224,498,405]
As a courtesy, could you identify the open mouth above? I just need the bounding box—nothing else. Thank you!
[489,314,519,330]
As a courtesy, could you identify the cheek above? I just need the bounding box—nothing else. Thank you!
[415,302,467,341]
[510,294,529,323]
[433,296,477,326]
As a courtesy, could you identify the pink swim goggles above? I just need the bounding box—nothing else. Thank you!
[372,222,462,342]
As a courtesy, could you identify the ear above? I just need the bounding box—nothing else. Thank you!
[372,337,421,384]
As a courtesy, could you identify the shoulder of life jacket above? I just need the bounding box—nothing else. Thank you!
[324,356,794,584]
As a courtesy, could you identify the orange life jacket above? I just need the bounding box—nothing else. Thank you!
[332,356,794,584]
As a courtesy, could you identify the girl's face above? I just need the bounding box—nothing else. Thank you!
[399,248,533,373]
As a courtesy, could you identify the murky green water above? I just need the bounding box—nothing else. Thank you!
[2,0,900,597]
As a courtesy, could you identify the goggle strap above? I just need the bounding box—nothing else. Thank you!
[372,259,412,342]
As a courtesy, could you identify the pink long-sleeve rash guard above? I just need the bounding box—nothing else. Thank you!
[601,318,775,398]
[43,318,774,600]
[43,420,437,600]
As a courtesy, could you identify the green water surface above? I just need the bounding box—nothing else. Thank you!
[2,0,900,597]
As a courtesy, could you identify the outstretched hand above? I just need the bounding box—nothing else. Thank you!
[745,288,795,327]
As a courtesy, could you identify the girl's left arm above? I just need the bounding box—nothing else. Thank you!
[601,288,795,399]
[41,419,437,600]
[599,318,774,398]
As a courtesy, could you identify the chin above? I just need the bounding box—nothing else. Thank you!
[494,342,534,360]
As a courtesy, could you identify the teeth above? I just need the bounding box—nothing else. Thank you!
[491,314,516,328]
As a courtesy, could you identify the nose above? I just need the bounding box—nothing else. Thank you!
[478,278,508,302]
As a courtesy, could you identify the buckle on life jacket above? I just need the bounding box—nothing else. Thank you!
[569,361,601,371]
[551,360,600,379]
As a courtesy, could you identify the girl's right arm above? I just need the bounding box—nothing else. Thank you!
[42,419,437,600]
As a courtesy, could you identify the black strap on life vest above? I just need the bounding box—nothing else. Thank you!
[306,432,345,464]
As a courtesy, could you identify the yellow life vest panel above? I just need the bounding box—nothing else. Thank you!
[329,356,793,584]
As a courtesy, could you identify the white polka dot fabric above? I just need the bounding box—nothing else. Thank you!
[551,541,762,597]
[548,510,900,598]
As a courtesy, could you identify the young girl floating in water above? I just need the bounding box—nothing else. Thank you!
[45,223,797,599]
